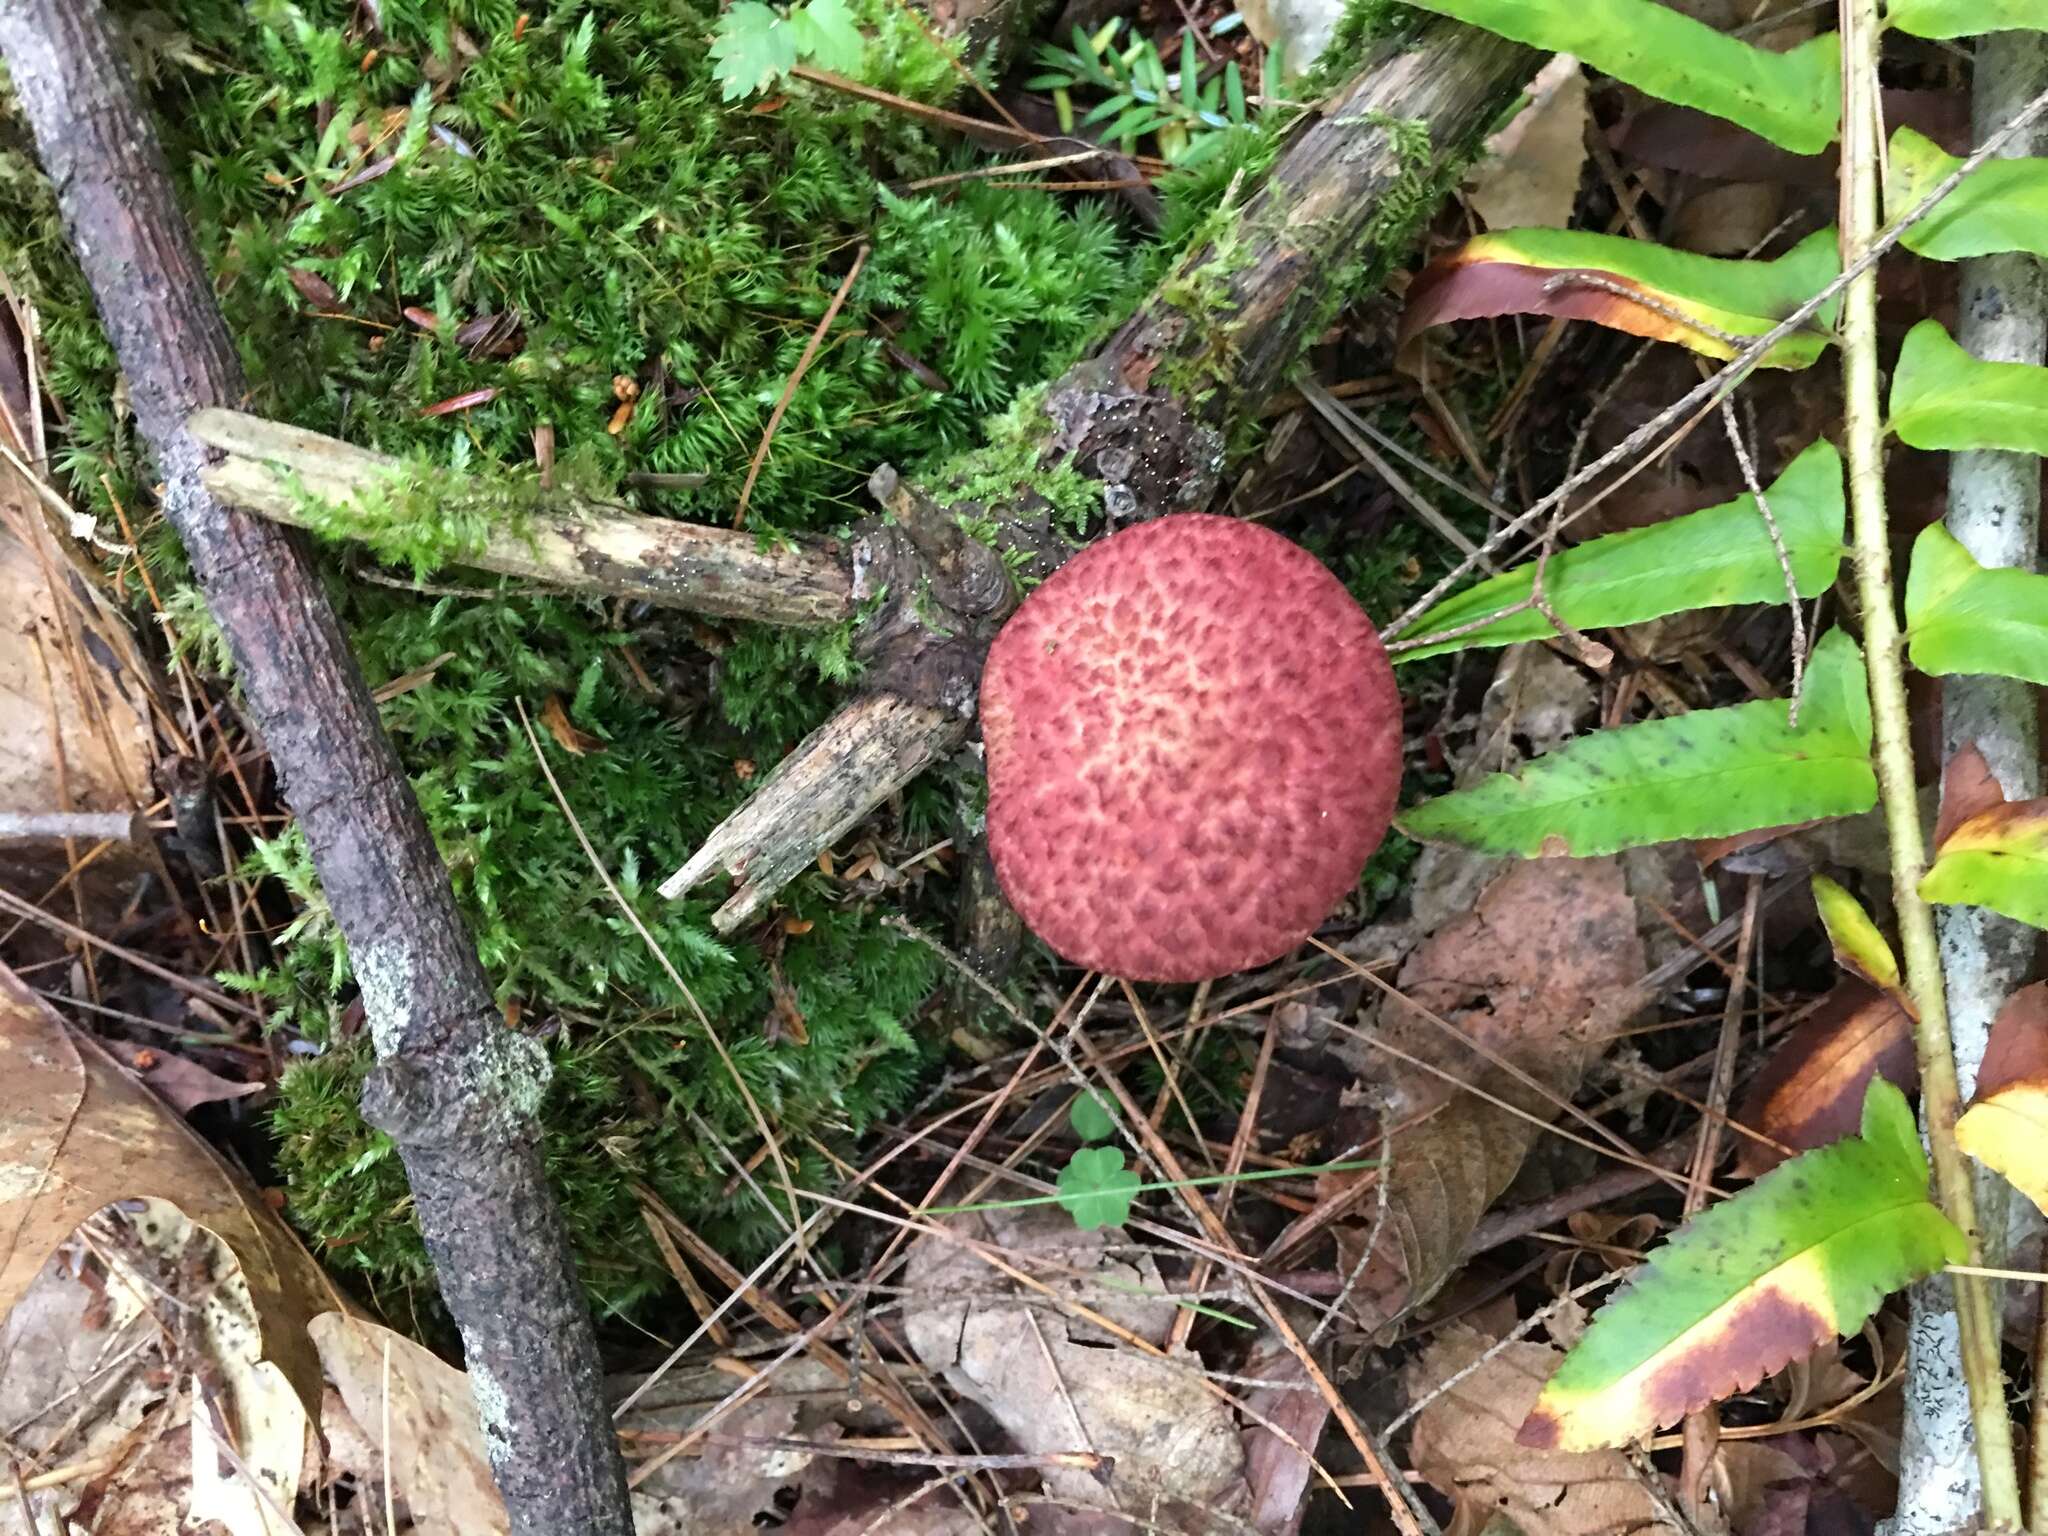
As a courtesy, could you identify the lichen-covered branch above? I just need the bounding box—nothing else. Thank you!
[661,20,1536,925]
[0,4,634,1531]
[192,409,856,628]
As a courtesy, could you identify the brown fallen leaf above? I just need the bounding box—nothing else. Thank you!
[1332,858,1646,1323]
[1405,1322,1664,1536]
[1734,980,1916,1176]
[902,1204,1247,1524]
[0,960,332,1405]
[102,1037,264,1114]
[1467,55,1590,233]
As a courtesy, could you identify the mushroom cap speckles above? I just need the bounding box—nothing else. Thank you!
[979,513,1402,983]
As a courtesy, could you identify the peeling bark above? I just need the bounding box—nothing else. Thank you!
[0,4,634,1532]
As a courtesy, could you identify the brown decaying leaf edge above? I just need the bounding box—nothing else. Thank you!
[1971,982,2048,1101]
[1400,260,1701,350]
[1733,979,1917,1176]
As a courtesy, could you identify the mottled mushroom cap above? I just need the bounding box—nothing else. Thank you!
[980,513,1402,983]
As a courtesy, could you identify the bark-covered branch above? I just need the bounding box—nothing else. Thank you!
[191,408,856,627]
[663,21,1537,928]
[0,4,634,1532]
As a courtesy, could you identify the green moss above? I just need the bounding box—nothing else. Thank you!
[1,0,1141,1326]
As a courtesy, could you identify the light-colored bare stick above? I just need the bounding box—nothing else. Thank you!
[658,693,967,929]
[190,408,855,628]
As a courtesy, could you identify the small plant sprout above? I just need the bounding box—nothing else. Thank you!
[979,513,1402,983]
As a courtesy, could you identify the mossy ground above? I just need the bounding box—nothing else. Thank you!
[1,0,1146,1323]
[1,0,1469,1329]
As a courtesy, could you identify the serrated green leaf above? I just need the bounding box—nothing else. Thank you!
[710,1,797,100]
[1400,0,1839,153]
[1069,1089,1117,1142]
[1519,1078,1963,1451]
[1886,126,2048,263]
[1404,227,1841,370]
[1889,0,2048,37]
[788,0,865,74]
[1921,799,2048,931]
[1904,523,2048,686]
[1397,440,1844,661]
[1397,629,1876,857]
[1811,874,1904,997]
[1890,319,2048,455]
[1057,1146,1141,1230]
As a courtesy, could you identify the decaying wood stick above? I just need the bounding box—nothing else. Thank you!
[658,693,967,927]
[192,408,856,628]
[662,21,1536,928]
[0,3,634,1532]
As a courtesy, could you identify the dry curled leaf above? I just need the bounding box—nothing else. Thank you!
[539,692,605,755]
[1734,980,1916,1176]
[1339,859,1646,1324]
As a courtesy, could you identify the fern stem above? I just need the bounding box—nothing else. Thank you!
[1837,3,2023,1524]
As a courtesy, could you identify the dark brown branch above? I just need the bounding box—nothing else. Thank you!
[663,22,1537,925]
[192,409,857,627]
[0,4,634,1531]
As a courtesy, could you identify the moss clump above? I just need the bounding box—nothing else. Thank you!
[1,0,1141,1324]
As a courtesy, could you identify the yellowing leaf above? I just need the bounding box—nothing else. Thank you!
[1919,796,2048,931]
[1811,874,1904,1000]
[1518,1079,1962,1451]
[1954,984,2048,1216]
[1402,227,1840,369]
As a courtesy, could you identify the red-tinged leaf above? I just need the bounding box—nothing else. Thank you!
[1920,797,2048,930]
[1934,742,2008,850]
[1954,983,2048,1216]
[403,306,441,331]
[286,267,339,308]
[1733,980,1916,1176]
[1402,227,1840,369]
[419,387,499,417]
[1520,1080,1962,1451]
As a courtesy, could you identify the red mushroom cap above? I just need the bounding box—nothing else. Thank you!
[979,513,1402,983]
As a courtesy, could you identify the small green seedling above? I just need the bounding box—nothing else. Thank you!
[1057,1144,1142,1230]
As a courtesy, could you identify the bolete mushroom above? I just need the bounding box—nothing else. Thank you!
[979,513,1402,983]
